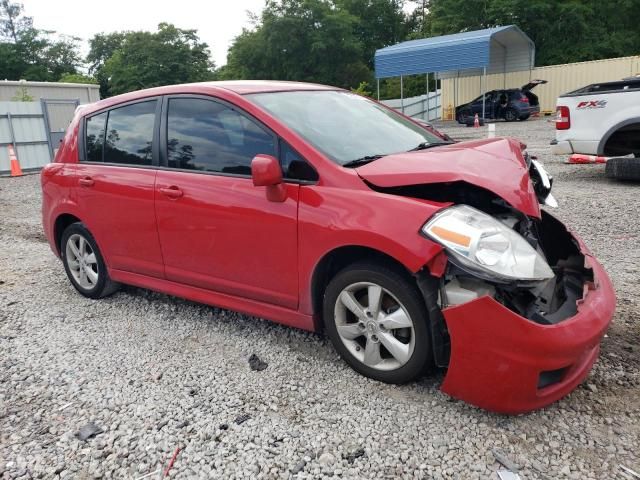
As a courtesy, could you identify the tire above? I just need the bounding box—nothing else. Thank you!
[323,261,432,384]
[504,108,518,122]
[60,222,120,299]
[605,157,640,181]
[519,114,530,121]
[456,110,470,124]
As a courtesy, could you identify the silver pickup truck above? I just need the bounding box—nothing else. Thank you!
[551,77,640,180]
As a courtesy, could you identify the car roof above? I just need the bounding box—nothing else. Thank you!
[79,80,342,117]
[209,80,341,94]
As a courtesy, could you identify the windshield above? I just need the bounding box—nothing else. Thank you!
[247,90,445,165]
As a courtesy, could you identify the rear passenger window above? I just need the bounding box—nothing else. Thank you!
[104,101,157,166]
[167,98,276,175]
[85,112,107,162]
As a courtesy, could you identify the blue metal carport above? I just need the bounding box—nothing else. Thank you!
[374,26,535,119]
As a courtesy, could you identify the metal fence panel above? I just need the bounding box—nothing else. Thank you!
[0,101,51,173]
[382,90,442,120]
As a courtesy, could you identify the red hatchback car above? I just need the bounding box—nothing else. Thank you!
[41,81,615,413]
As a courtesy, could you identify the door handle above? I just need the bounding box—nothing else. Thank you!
[79,176,94,187]
[159,186,183,199]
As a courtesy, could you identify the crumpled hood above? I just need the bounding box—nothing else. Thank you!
[355,137,541,218]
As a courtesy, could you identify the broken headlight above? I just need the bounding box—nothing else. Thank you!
[422,205,554,282]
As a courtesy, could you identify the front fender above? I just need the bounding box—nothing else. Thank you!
[298,185,445,315]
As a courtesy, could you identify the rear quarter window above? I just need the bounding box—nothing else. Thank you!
[85,112,107,162]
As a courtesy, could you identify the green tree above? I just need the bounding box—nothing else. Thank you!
[0,0,81,81]
[222,0,371,89]
[417,0,640,67]
[11,85,33,101]
[93,23,215,96]
[59,73,98,84]
[337,0,408,69]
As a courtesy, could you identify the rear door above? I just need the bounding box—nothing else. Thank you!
[154,95,300,308]
[75,99,164,278]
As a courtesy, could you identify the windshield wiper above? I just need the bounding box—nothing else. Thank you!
[409,141,455,151]
[342,155,385,168]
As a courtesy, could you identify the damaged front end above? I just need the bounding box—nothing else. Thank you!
[377,181,614,413]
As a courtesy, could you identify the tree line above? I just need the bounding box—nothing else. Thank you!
[2,0,639,99]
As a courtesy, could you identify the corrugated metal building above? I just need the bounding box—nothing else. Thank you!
[0,81,99,174]
[441,55,640,114]
[374,26,535,119]
[0,80,100,103]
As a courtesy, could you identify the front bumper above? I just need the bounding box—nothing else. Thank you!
[440,256,615,414]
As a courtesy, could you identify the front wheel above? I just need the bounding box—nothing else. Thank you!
[61,222,120,299]
[323,261,432,384]
[456,110,470,124]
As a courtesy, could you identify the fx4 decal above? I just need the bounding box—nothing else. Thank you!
[577,100,607,109]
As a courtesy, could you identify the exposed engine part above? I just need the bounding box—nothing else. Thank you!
[442,277,495,307]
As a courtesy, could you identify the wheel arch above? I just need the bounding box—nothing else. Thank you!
[310,245,416,330]
[53,213,82,255]
[598,117,640,156]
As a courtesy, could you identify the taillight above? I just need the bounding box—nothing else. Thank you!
[521,95,529,103]
[556,106,570,130]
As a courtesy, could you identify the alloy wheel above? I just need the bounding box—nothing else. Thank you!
[65,233,99,290]
[334,282,415,371]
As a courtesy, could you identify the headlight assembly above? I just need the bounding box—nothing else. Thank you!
[422,205,554,282]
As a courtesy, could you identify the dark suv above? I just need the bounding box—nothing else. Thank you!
[456,80,547,123]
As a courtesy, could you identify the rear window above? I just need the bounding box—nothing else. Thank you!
[84,101,157,165]
[85,112,107,162]
[104,101,157,166]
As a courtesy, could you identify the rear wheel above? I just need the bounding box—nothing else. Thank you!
[605,157,640,181]
[504,108,518,122]
[61,223,119,299]
[323,261,432,384]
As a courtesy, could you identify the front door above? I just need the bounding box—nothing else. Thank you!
[74,99,164,278]
[154,96,299,309]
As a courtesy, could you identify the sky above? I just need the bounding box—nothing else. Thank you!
[20,0,267,67]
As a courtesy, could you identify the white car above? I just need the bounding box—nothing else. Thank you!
[551,78,640,179]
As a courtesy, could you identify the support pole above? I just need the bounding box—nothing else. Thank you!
[377,78,380,101]
[426,73,430,121]
[454,72,458,120]
[482,67,487,120]
[400,75,404,114]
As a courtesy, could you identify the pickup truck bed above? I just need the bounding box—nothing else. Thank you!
[551,78,640,157]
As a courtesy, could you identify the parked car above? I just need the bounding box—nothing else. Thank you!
[456,80,547,123]
[41,81,614,414]
[552,77,640,180]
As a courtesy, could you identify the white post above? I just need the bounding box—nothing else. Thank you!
[377,79,380,100]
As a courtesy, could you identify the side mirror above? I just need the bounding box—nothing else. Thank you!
[251,154,286,202]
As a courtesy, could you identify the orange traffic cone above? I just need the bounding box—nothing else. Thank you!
[473,113,480,128]
[8,144,23,177]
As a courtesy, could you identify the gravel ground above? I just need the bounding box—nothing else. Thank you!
[1,118,639,480]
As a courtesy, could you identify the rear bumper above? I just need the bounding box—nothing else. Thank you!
[551,139,574,155]
[440,256,615,414]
